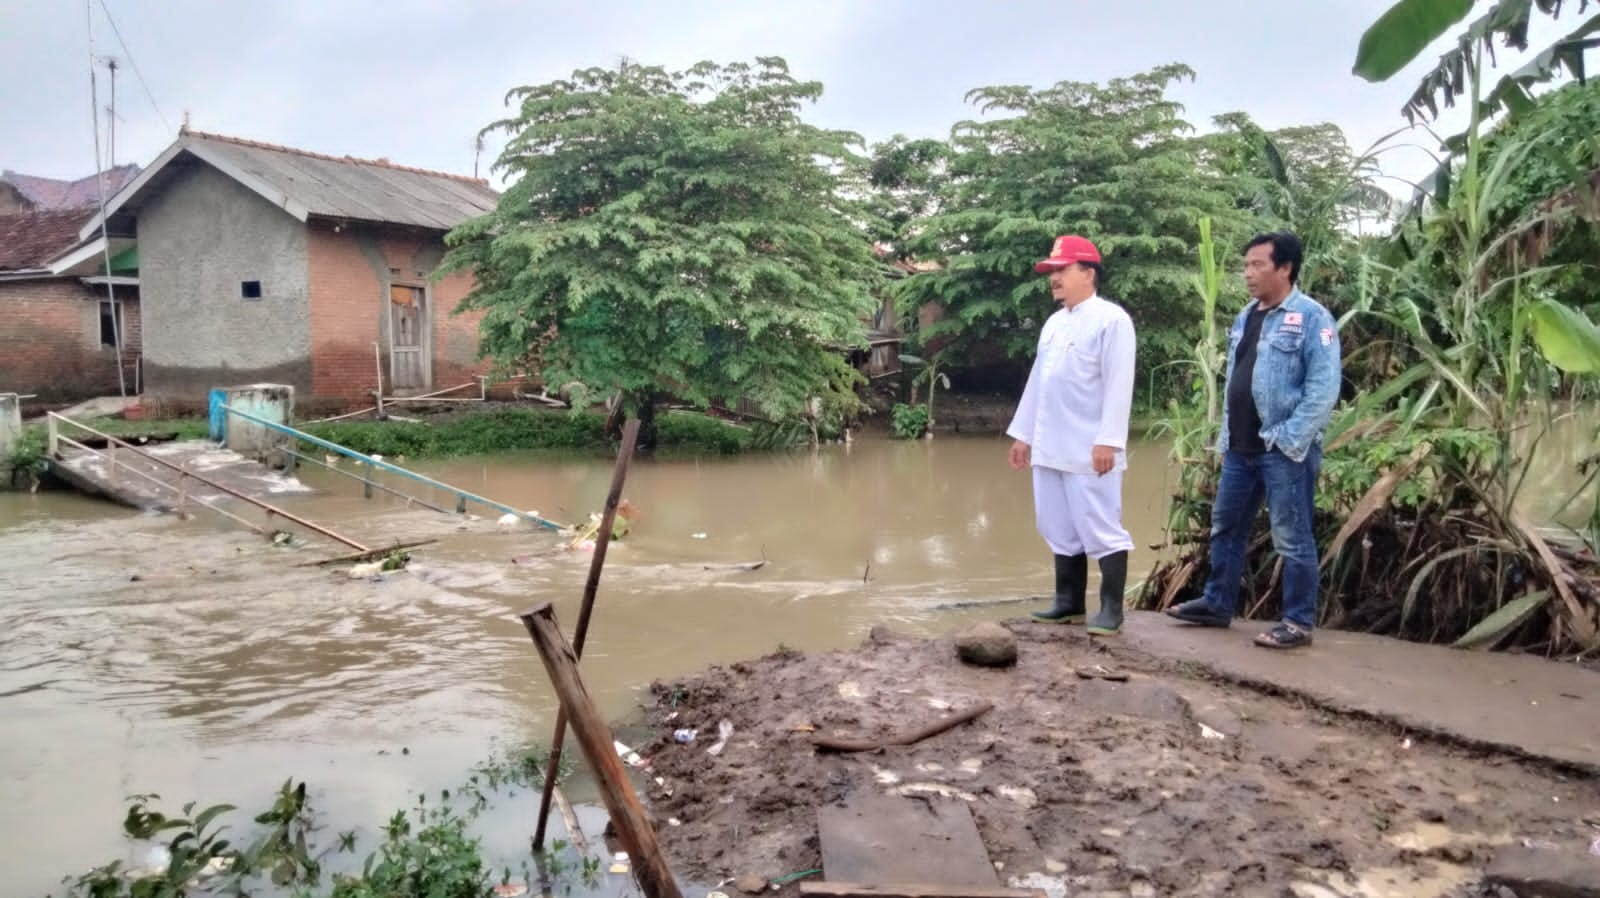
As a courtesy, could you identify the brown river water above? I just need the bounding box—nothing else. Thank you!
[0,421,1593,896]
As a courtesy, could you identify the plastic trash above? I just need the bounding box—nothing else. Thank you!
[674,728,698,744]
[1590,835,1600,857]
[706,719,734,756]
[1199,723,1226,741]
[691,532,708,539]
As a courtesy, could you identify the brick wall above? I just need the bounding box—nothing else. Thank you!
[0,278,142,400]
[306,220,495,407]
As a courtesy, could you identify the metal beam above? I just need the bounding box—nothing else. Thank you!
[219,405,566,531]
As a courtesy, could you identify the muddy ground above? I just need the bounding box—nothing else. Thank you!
[627,621,1600,898]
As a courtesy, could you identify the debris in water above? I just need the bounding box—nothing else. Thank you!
[1401,737,1414,750]
[614,740,647,768]
[1199,723,1227,741]
[1589,835,1600,857]
[691,532,708,540]
[674,728,698,744]
[493,884,529,898]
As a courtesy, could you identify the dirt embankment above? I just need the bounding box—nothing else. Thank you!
[626,622,1600,898]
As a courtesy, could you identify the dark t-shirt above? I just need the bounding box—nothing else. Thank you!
[1227,307,1270,454]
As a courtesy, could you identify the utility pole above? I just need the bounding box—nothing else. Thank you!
[105,57,119,167]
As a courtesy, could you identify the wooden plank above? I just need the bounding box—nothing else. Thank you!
[520,602,682,898]
[817,788,999,888]
[801,883,1044,898]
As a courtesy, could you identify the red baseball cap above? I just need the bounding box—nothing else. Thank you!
[1034,235,1102,273]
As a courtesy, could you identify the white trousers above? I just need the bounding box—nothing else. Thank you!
[1031,466,1135,559]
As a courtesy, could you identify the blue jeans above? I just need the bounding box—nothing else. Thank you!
[1200,445,1323,629]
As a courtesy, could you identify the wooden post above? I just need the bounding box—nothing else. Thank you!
[364,458,374,499]
[47,414,59,457]
[177,461,189,514]
[533,417,640,849]
[520,603,681,898]
[373,342,386,419]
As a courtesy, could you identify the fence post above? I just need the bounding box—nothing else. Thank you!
[364,458,374,499]
[46,413,59,457]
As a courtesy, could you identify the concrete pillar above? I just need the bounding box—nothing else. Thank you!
[219,384,295,460]
[0,394,20,485]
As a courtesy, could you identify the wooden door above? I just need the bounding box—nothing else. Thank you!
[388,285,429,392]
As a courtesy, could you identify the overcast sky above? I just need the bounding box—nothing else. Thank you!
[0,1,1570,198]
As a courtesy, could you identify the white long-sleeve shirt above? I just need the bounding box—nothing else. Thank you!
[1006,295,1137,474]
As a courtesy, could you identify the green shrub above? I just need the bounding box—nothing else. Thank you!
[656,412,751,455]
[890,403,930,439]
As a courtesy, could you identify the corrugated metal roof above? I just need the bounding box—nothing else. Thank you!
[178,131,498,230]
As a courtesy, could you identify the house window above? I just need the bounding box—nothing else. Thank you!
[99,300,120,348]
[241,280,262,299]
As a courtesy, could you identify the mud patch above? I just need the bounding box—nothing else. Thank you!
[630,623,1600,897]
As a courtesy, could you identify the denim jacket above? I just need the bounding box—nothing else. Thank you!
[1216,289,1342,464]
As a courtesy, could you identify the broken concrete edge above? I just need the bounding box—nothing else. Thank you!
[1485,843,1600,898]
[1139,646,1600,780]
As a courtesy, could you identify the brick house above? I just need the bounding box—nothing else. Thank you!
[81,129,500,412]
[0,207,142,401]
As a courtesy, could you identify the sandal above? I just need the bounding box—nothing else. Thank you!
[1253,622,1312,649]
[1074,664,1130,682]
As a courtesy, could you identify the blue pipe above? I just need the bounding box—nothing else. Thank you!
[220,405,566,532]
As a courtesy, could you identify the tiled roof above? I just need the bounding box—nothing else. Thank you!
[0,165,140,210]
[0,209,96,272]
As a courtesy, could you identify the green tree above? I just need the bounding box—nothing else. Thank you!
[441,58,881,447]
[895,64,1249,404]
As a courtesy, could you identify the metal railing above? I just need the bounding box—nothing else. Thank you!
[219,404,566,532]
[46,413,370,552]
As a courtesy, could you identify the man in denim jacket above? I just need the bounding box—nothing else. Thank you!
[1166,232,1341,649]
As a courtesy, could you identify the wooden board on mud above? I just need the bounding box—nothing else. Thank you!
[816,788,999,887]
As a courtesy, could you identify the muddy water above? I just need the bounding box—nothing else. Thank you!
[0,416,1592,896]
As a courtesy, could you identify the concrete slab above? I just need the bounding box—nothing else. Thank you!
[1112,610,1600,773]
[50,439,312,512]
[817,787,1000,887]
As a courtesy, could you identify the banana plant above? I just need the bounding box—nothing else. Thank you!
[1353,0,1600,125]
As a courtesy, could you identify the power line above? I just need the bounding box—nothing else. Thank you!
[95,0,171,135]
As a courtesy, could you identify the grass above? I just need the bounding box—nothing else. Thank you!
[4,407,768,487]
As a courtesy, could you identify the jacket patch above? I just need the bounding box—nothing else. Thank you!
[1320,328,1334,346]
[1284,312,1303,326]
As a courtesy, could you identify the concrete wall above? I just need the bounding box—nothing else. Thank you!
[0,279,142,400]
[306,220,491,406]
[138,163,311,401]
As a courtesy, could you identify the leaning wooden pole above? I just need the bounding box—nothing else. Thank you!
[521,603,681,898]
[533,417,641,849]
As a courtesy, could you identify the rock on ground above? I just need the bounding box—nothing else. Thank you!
[956,622,1018,667]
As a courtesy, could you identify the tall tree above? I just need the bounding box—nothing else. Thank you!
[441,58,881,445]
[895,64,1249,401]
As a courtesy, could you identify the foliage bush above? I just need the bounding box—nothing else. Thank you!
[890,403,930,440]
[655,412,751,455]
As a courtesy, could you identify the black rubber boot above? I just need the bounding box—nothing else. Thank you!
[1032,553,1087,624]
[1087,551,1129,636]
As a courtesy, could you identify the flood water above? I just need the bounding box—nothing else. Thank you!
[0,417,1593,896]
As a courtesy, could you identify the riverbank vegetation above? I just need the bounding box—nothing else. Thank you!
[1136,2,1600,655]
[50,746,589,898]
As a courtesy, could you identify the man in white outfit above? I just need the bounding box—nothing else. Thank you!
[1006,235,1137,635]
